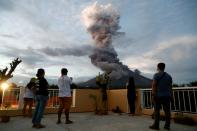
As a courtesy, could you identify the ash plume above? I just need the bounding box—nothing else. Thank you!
[82,2,129,79]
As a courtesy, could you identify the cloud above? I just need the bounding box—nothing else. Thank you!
[123,56,157,74]
[0,0,14,11]
[0,46,48,68]
[0,45,92,67]
[124,35,197,83]
[144,36,197,59]
[0,34,18,39]
[0,45,96,77]
[40,45,93,57]
[1,0,197,84]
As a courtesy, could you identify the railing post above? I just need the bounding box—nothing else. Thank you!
[140,87,197,114]
[183,90,186,112]
[188,90,191,112]
[18,86,25,109]
[193,88,197,112]
[140,90,144,109]
[173,91,176,111]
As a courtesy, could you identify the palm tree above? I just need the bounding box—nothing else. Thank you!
[0,58,22,83]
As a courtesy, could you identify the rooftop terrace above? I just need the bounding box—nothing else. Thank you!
[0,87,197,131]
[0,113,197,131]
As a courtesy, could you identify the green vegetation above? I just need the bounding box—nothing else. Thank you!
[0,58,22,84]
[173,80,197,87]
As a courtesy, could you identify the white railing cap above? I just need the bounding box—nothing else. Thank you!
[140,87,197,91]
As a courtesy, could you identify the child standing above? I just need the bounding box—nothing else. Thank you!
[23,78,37,117]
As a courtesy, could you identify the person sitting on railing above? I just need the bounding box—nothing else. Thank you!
[56,68,73,124]
[149,63,173,130]
[22,77,37,117]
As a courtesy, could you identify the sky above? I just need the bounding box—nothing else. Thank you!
[0,0,197,85]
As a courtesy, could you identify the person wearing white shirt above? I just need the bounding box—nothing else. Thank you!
[23,78,36,117]
[57,68,73,124]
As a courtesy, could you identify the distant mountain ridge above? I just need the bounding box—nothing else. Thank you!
[78,70,152,89]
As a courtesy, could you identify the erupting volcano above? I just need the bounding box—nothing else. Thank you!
[82,2,129,79]
[80,2,151,88]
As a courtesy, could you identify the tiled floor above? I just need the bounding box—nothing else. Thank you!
[0,113,196,131]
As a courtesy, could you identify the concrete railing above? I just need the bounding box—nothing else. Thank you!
[140,87,197,114]
[2,87,197,114]
[0,87,76,109]
[1,88,20,109]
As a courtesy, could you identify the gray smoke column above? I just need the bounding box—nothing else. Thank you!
[82,2,129,79]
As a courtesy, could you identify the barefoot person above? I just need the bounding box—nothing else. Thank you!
[149,63,172,130]
[32,69,49,129]
[57,68,73,124]
[22,78,36,117]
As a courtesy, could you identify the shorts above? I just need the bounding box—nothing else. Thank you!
[59,97,72,110]
[23,98,34,105]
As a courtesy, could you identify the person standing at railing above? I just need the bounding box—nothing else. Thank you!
[22,78,37,117]
[56,68,73,124]
[32,68,49,129]
[149,63,172,130]
[127,76,136,116]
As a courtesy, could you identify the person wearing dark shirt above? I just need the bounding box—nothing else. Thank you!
[127,77,136,116]
[149,63,172,130]
[32,68,49,129]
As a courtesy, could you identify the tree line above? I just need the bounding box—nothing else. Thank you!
[173,81,197,87]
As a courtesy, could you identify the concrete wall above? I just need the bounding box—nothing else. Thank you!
[108,89,128,112]
[1,88,197,123]
[72,89,129,113]
[108,89,142,114]
[0,88,141,115]
[72,89,100,112]
[71,88,142,115]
